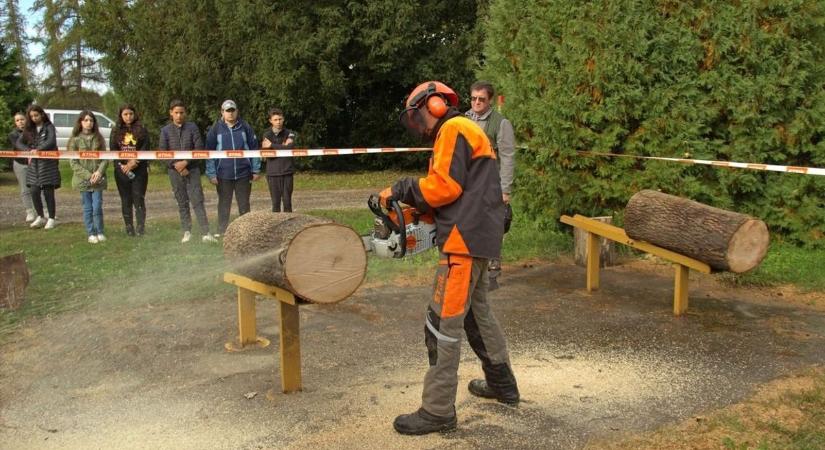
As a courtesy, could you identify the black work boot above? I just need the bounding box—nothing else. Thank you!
[468,379,519,406]
[393,408,457,435]
[125,223,136,237]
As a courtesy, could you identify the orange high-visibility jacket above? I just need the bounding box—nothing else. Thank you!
[391,111,505,259]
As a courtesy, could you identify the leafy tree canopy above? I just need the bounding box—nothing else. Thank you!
[81,0,486,169]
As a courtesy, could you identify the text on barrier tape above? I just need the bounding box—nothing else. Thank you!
[0,147,433,160]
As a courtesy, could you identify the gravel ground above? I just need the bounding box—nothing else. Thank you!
[0,187,376,228]
[1,256,824,449]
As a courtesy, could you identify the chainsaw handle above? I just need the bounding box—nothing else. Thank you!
[367,194,407,258]
[393,199,407,258]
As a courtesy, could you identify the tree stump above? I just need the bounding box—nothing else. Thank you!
[223,211,367,304]
[624,190,769,273]
[0,252,30,310]
[574,216,617,268]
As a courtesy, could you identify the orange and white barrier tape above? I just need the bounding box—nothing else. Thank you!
[577,150,825,176]
[0,147,432,160]
[2,146,822,176]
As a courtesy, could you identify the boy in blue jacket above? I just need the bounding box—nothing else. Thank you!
[205,99,261,235]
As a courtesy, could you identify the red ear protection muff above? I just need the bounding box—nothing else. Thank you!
[426,95,448,118]
[408,82,449,118]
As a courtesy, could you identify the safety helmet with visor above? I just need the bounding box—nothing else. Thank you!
[399,81,459,142]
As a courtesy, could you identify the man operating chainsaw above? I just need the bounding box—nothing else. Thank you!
[381,81,520,435]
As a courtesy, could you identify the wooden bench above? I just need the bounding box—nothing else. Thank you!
[223,272,302,393]
[560,215,711,316]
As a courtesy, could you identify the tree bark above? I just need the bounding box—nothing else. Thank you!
[223,211,367,304]
[624,190,769,273]
[0,252,29,310]
[574,216,617,268]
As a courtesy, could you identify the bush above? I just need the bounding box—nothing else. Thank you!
[482,0,825,247]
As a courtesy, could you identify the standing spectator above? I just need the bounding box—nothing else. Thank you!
[159,99,216,243]
[8,112,35,222]
[15,105,59,229]
[110,104,150,236]
[205,99,261,235]
[465,81,516,290]
[260,108,297,212]
[68,111,108,243]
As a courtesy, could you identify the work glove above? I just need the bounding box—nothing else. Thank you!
[379,187,393,208]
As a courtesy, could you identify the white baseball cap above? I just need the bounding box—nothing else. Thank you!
[221,99,237,111]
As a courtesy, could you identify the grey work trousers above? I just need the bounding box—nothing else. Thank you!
[168,167,210,235]
[421,253,516,416]
[13,161,33,211]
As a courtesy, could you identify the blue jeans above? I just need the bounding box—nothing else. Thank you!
[81,190,104,236]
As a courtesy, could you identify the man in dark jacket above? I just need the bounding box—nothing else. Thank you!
[205,99,261,235]
[261,108,297,212]
[383,81,520,435]
[159,99,215,244]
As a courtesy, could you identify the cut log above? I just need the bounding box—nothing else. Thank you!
[624,190,769,273]
[0,252,30,310]
[574,216,617,268]
[223,211,367,304]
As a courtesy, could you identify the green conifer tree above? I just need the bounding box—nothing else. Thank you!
[482,0,825,247]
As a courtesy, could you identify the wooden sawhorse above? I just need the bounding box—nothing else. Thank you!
[560,215,712,316]
[223,272,302,393]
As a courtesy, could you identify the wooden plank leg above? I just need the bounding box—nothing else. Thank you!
[279,297,302,393]
[238,287,257,345]
[586,232,601,291]
[673,264,689,316]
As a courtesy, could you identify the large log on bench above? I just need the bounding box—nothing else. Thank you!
[223,211,367,304]
[624,190,769,273]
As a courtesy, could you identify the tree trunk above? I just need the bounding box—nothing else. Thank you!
[223,211,367,304]
[574,216,617,268]
[0,252,29,310]
[624,190,769,273]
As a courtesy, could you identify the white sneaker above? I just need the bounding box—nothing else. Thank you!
[30,216,45,228]
[88,235,99,244]
[25,209,36,222]
[96,234,107,242]
[202,234,218,243]
[181,231,192,243]
[44,218,57,229]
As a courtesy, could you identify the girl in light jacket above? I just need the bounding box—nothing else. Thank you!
[68,111,109,243]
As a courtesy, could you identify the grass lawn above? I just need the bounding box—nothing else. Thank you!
[0,206,572,337]
[601,367,825,450]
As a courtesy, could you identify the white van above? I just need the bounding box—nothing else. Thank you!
[44,109,115,149]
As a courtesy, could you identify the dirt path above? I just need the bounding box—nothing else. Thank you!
[0,188,375,227]
[1,257,824,449]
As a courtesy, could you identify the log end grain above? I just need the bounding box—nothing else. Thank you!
[726,219,770,273]
[284,223,367,304]
[223,211,366,304]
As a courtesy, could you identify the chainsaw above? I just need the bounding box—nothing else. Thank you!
[362,194,437,258]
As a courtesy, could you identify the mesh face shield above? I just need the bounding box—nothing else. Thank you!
[398,106,431,143]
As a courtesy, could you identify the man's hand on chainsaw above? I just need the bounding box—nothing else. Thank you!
[379,187,393,208]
